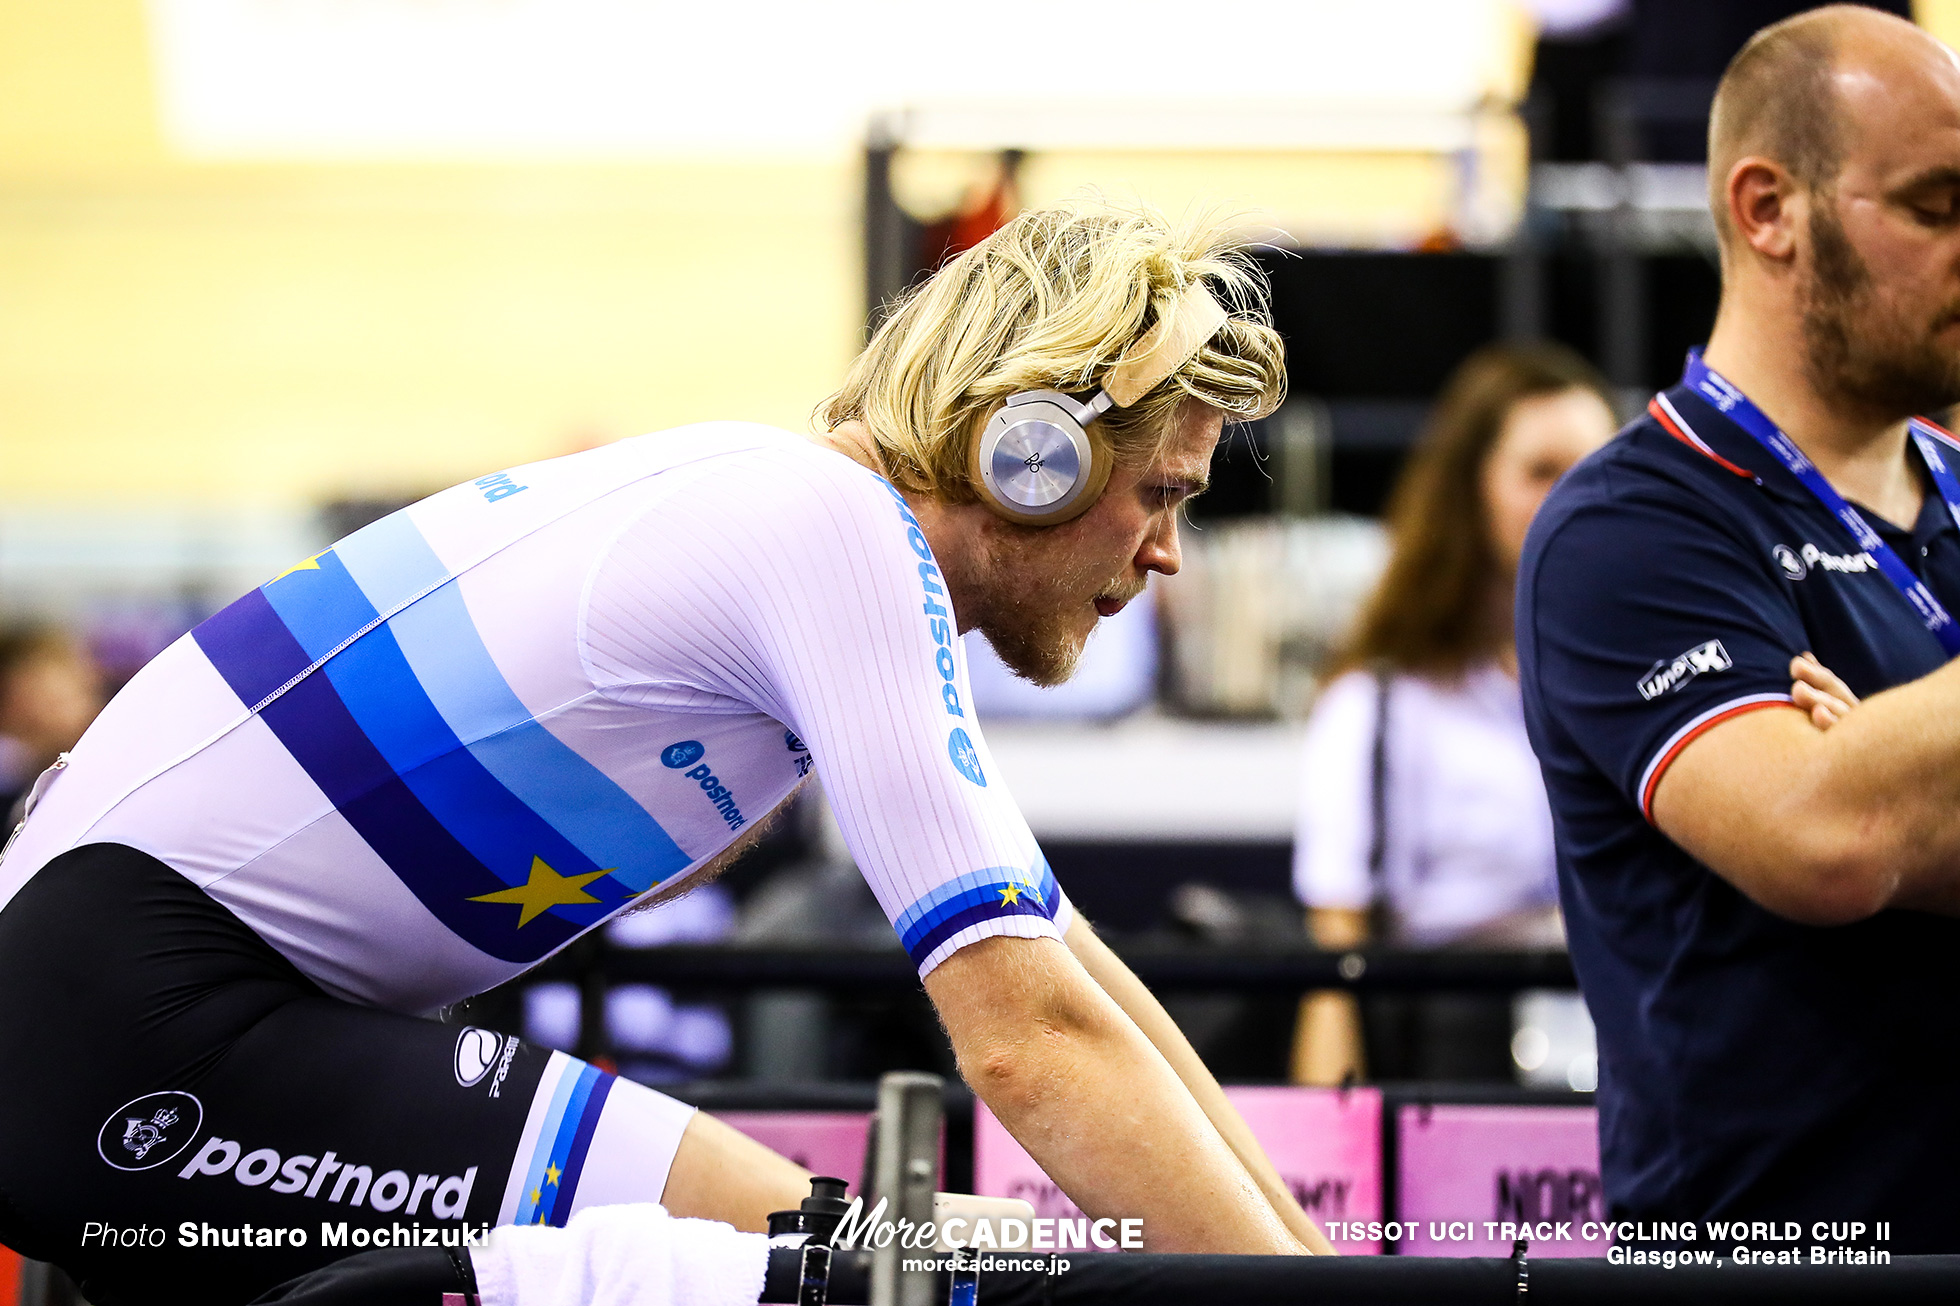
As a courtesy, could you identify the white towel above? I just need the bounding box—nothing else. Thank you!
[473,1204,768,1306]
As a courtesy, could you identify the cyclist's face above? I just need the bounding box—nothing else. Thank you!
[973,401,1219,685]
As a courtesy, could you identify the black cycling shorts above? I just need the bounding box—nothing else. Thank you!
[0,843,697,1306]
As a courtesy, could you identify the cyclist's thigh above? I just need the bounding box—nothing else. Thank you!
[0,845,695,1306]
[153,997,693,1302]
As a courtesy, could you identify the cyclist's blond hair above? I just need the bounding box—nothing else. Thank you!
[820,201,1287,504]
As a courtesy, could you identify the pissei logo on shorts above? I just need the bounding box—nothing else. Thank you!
[785,730,813,778]
[453,1027,509,1089]
[98,1091,203,1172]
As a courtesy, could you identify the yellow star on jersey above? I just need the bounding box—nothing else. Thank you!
[544,1162,562,1188]
[268,552,325,584]
[998,883,1024,906]
[469,856,612,927]
[530,1187,542,1206]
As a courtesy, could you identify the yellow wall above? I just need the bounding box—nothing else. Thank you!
[0,2,862,508]
[0,0,161,165]
[1920,0,1960,50]
[0,0,1510,512]
[0,163,860,505]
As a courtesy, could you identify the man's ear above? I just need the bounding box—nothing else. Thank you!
[1726,156,1804,263]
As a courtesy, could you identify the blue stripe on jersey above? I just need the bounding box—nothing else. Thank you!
[193,588,583,962]
[194,582,316,707]
[330,505,450,611]
[254,550,627,934]
[894,858,1060,970]
[340,514,691,894]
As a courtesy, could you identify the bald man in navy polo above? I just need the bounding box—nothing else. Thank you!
[1521,6,1960,1251]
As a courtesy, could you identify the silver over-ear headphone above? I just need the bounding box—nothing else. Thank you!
[970,284,1229,526]
[971,389,1116,526]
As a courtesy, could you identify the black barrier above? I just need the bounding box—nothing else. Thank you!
[532,942,1577,995]
[512,940,1579,1067]
[218,1241,1960,1305]
[760,1246,1960,1305]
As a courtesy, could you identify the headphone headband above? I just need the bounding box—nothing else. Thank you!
[1102,284,1229,409]
[969,281,1228,526]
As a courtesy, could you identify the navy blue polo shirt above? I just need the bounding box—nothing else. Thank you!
[1518,379,1960,1251]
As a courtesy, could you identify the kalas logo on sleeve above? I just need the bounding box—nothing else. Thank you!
[1637,639,1733,700]
[948,728,987,787]
[98,1092,203,1172]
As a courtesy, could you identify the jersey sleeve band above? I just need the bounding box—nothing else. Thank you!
[893,858,1062,975]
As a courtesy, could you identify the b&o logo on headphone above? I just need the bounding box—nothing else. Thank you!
[662,740,706,769]
[453,1026,506,1088]
[97,1091,203,1172]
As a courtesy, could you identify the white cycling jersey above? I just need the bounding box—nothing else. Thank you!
[0,424,1068,1013]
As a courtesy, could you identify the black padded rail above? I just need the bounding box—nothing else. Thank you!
[536,942,1578,994]
[237,1241,1960,1304]
[760,1247,1960,1306]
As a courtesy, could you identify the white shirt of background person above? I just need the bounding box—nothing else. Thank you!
[1287,348,1618,1086]
[1294,661,1560,948]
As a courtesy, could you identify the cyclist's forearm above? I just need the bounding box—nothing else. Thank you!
[1065,917,1333,1252]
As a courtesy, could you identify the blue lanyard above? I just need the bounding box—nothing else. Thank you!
[1681,349,1960,658]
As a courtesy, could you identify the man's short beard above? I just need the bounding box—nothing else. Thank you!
[968,518,1136,688]
[1802,196,1960,417]
[983,612,1086,688]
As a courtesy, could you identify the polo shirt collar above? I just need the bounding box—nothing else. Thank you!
[1655,381,1960,545]
[1654,381,1797,502]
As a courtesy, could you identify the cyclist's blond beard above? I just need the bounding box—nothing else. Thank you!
[970,528,1138,688]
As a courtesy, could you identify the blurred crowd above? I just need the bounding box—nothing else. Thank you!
[0,628,105,827]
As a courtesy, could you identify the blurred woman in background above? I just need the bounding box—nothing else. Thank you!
[1290,342,1617,1086]
[0,625,104,823]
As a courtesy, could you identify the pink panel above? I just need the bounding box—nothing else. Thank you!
[1395,1103,1607,1258]
[719,1110,872,1189]
[1226,1086,1383,1254]
[973,1086,1383,1254]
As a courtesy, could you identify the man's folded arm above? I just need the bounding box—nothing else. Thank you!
[1652,656,1960,923]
